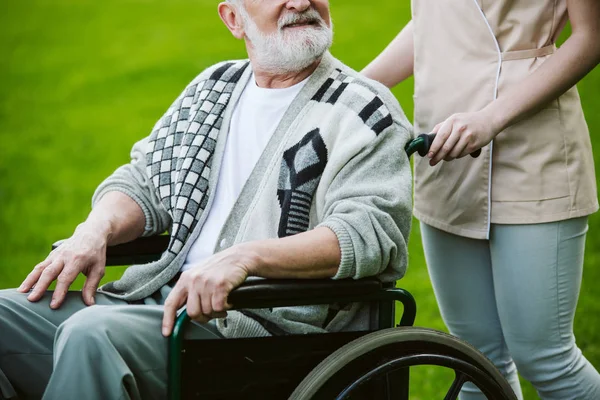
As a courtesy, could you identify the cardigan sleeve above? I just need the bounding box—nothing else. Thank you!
[317,119,413,282]
[91,137,172,237]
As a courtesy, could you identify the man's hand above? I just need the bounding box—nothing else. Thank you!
[18,222,108,309]
[161,228,341,337]
[161,245,255,337]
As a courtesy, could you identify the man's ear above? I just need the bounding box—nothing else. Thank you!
[218,2,245,40]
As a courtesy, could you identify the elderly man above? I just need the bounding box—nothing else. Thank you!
[0,0,412,399]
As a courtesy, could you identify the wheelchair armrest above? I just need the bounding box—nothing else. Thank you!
[228,278,390,309]
[226,279,416,327]
[51,238,396,307]
[51,237,416,325]
[52,236,169,266]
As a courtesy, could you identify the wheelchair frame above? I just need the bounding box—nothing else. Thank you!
[51,134,516,399]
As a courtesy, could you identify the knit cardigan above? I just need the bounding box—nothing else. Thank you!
[92,52,413,338]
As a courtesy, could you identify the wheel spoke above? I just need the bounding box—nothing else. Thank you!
[335,354,500,400]
[444,371,468,400]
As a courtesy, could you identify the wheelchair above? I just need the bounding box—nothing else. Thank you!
[53,134,515,400]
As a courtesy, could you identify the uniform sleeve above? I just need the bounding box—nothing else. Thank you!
[317,120,413,281]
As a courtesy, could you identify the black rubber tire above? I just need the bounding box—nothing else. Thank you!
[289,327,517,400]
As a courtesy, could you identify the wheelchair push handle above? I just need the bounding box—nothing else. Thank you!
[405,133,482,159]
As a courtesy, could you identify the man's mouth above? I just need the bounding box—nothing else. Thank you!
[283,20,319,29]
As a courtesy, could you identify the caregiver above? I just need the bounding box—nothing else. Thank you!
[363,0,600,399]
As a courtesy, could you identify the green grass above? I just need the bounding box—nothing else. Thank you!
[1,1,598,399]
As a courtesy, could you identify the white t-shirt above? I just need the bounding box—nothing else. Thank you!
[181,75,308,271]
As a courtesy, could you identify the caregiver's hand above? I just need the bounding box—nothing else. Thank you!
[428,110,500,166]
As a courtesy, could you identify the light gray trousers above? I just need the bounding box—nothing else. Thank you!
[0,287,222,400]
[421,217,600,400]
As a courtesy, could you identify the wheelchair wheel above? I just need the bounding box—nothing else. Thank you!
[289,327,517,400]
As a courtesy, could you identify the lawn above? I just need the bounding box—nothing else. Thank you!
[1,1,599,399]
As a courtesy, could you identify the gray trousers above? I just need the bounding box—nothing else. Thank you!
[422,217,600,400]
[0,288,222,400]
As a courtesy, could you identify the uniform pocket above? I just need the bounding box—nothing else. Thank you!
[492,107,569,202]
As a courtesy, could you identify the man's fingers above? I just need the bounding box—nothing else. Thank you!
[19,259,52,293]
[162,286,187,337]
[212,291,230,314]
[51,258,84,309]
[200,287,214,318]
[82,267,104,306]
[186,290,202,319]
[189,286,218,324]
[27,260,64,302]
[206,294,228,321]
[51,272,74,309]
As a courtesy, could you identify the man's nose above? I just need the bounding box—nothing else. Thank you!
[285,0,311,12]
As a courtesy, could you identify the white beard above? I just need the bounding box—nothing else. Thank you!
[238,7,333,74]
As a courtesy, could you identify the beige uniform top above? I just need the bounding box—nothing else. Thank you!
[412,0,598,239]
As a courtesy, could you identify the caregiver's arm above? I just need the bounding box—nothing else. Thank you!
[428,0,600,165]
[362,20,414,88]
